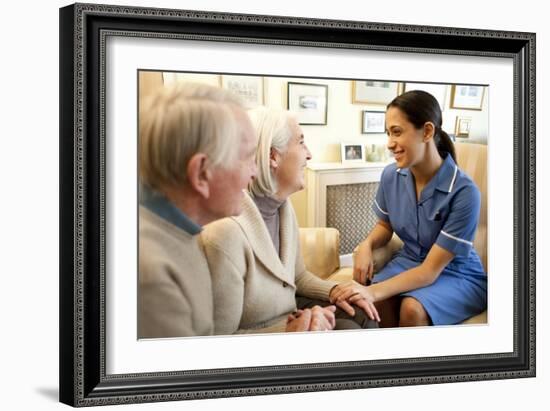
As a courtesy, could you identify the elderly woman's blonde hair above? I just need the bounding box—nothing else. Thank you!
[139,82,244,190]
[247,107,296,197]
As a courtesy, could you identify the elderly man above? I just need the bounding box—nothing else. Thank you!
[138,82,258,338]
[138,82,333,338]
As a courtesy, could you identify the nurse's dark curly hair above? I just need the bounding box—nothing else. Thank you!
[387,90,456,162]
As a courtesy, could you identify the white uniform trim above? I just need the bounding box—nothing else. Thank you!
[441,230,473,246]
[448,165,458,193]
[374,199,389,215]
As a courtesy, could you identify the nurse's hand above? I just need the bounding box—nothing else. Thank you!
[353,243,375,285]
[353,297,380,323]
[330,281,380,322]
[330,280,372,305]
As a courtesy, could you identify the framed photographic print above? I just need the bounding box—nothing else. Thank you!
[221,75,264,109]
[287,82,328,125]
[451,84,486,110]
[403,82,447,110]
[60,3,535,407]
[162,71,221,87]
[362,110,386,134]
[352,80,400,104]
[455,116,472,138]
[341,143,365,162]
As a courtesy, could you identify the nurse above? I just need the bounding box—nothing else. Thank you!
[330,90,487,327]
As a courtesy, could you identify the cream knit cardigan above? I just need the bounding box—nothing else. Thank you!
[201,193,337,335]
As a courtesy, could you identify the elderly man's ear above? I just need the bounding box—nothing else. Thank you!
[186,153,212,199]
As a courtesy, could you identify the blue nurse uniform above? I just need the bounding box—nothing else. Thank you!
[372,153,487,325]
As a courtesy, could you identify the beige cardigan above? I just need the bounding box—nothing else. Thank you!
[201,194,337,335]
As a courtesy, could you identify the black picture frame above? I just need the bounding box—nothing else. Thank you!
[59,3,536,407]
[287,81,329,125]
[362,110,386,134]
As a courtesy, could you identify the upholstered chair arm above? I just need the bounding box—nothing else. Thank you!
[299,227,341,280]
[371,234,404,274]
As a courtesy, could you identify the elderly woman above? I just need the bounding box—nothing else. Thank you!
[201,108,379,335]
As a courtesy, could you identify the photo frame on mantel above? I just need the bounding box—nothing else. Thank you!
[60,3,535,407]
[341,142,365,162]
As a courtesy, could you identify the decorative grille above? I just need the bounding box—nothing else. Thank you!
[326,182,379,254]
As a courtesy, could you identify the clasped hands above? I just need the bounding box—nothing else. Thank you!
[329,280,380,322]
[286,243,380,332]
[285,279,380,333]
[328,245,380,322]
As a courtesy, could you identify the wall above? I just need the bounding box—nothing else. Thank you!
[138,71,163,99]
[158,73,489,162]
[1,1,546,411]
[264,76,390,162]
[265,78,489,159]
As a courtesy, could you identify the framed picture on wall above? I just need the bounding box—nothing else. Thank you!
[362,110,386,134]
[162,71,221,87]
[287,82,328,125]
[352,80,400,104]
[60,3,535,407]
[221,75,264,109]
[450,84,486,110]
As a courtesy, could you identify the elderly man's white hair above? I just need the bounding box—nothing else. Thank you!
[139,82,244,190]
[247,107,297,197]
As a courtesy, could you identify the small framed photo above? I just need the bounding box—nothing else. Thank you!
[403,82,447,111]
[287,82,328,125]
[455,116,472,138]
[341,143,365,162]
[352,80,401,105]
[450,84,486,110]
[362,110,386,134]
[221,75,264,109]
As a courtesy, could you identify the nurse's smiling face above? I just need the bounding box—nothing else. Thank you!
[385,106,427,169]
